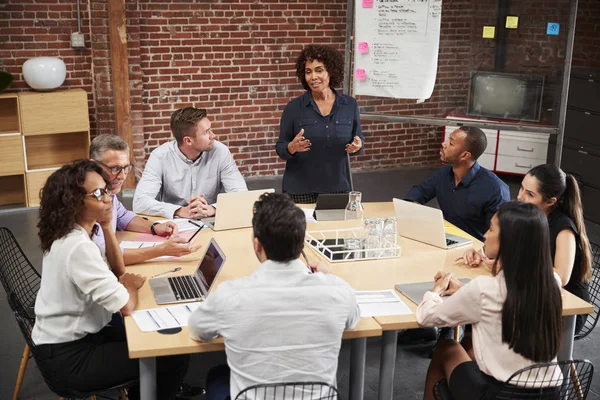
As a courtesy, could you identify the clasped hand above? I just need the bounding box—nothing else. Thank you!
[431,271,464,296]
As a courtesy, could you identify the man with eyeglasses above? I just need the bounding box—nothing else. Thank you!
[90,134,201,265]
[132,107,248,219]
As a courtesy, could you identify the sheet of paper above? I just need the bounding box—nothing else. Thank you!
[356,289,413,317]
[132,303,201,332]
[300,207,317,223]
[354,0,442,99]
[121,241,160,249]
[156,218,207,233]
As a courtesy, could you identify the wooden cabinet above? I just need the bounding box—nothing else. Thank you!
[0,89,90,207]
[445,117,550,176]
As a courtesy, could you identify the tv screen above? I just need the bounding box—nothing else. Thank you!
[467,71,545,122]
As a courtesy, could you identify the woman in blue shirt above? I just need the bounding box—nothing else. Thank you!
[276,45,364,204]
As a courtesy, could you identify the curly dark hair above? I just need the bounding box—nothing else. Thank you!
[295,44,344,91]
[38,160,110,253]
[252,192,306,262]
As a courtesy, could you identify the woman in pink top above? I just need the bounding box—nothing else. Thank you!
[417,202,563,400]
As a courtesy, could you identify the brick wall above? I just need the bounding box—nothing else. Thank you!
[1,0,598,178]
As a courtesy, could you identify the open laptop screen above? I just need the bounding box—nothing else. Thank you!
[194,239,225,296]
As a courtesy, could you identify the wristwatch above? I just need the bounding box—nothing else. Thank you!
[150,222,160,235]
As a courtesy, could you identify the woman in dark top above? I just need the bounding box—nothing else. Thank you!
[518,164,592,334]
[276,44,364,204]
[462,164,592,334]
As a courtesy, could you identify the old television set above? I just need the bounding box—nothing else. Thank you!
[467,71,545,122]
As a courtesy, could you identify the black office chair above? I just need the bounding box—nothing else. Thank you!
[575,242,600,341]
[235,382,340,400]
[0,227,135,400]
[433,359,594,400]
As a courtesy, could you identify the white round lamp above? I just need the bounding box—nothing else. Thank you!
[22,57,66,90]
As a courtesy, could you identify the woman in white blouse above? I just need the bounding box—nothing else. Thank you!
[417,201,562,400]
[32,160,189,399]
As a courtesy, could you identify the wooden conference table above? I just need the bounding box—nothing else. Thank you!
[122,202,593,400]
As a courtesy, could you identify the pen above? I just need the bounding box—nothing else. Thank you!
[189,220,204,229]
[301,250,313,274]
[146,310,161,328]
[187,227,202,243]
[185,305,192,313]
[151,267,182,278]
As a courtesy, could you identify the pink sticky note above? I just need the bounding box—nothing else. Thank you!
[355,68,366,81]
[358,42,369,53]
[362,0,373,8]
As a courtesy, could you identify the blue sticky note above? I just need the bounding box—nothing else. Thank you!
[547,22,560,35]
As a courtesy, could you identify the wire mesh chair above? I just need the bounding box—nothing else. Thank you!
[235,382,340,400]
[433,360,594,400]
[0,227,134,400]
[575,242,600,340]
[0,227,41,400]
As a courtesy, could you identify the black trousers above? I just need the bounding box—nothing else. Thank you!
[35,324,189,400]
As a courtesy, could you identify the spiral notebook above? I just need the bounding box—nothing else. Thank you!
[395,279,471,305]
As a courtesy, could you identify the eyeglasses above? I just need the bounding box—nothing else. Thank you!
[96,160,134,175]
[86,187,112,202]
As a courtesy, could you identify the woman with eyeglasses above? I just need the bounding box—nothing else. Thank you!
[32,160,189,399]
[419,202,562,400]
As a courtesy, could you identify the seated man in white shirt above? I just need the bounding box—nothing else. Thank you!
[188,193,360,400]
[133,107,248,219]
[90,134,201,265]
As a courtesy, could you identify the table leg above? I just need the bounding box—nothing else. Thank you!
[558,315,576,361]
[349,338,367,400]
[139,357,157,400]
[378,330,398,400]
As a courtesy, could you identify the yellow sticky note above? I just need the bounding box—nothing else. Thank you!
[506,16,519,29]
[482,26,495,38]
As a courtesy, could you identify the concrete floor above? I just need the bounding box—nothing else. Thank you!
[1,167,599,399]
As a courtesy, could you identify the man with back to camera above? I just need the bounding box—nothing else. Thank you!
[133,107,248,219]
[188,192,361,400]
[89,134,201,265]
[405,126,510,241]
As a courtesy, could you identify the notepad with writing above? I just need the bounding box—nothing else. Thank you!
[395,279,471,305]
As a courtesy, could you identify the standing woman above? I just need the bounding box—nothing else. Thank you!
[32,160,189,399]
[276,44,364,204]
[462,163,592,334]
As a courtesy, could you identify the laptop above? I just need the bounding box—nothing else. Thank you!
[149,238,226,305]
[314,193,349,221]
[393,198,472,249]
[202,189,275,231]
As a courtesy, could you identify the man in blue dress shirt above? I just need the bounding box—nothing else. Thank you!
[405,126,509,241]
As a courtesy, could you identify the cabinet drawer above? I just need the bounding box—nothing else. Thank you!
[497,131,549,159]
[444,125,498,154]
[26,169,56,207]
[19,90,89,136]
[568,77,600,114]
[0,134,25,176]
[561,145,600,188]
[496,155,546,175]
[565,109,600,147]
[581,184,600,224]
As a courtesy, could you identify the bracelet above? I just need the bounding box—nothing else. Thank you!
[150,222,160,235]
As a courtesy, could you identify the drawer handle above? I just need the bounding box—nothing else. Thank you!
[515,163,533,169]
[517,146,535,152]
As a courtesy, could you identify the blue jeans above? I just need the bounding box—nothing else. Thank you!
[206,364,231,400]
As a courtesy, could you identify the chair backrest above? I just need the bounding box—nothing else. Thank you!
[0,227,41,317]
[499,360,594,399]
[575,242,600,340]
[234,382,340,400]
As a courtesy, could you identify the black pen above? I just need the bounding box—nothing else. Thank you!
[189,220,204,229]
[302,250,313,274]
[187,227,201,243]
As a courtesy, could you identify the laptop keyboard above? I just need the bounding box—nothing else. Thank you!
[446,238,458,247]
[167,275,201,300]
